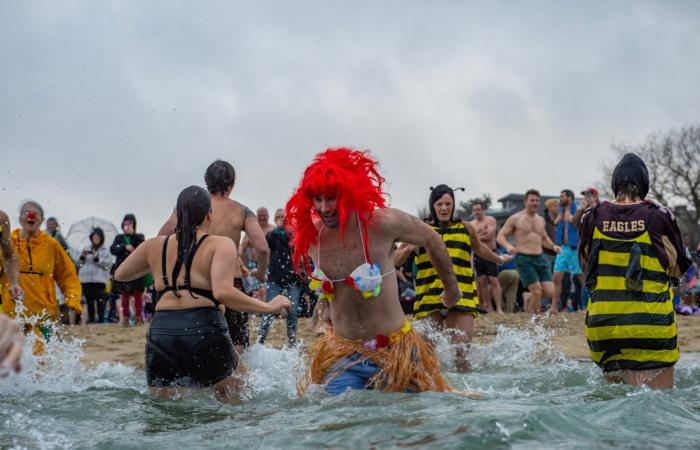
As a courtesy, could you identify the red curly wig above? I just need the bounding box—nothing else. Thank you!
[285,147,387,270]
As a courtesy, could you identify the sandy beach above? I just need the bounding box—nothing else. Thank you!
[65,313,700,370]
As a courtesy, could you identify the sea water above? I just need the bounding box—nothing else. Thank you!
[2,321,700,450]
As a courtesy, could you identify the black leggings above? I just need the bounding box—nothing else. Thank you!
[146,308,237,388]
[82,283,106,323]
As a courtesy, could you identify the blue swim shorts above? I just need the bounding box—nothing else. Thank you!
[325,353,380,396]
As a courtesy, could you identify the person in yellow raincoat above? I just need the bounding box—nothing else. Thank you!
[0,201,81,344]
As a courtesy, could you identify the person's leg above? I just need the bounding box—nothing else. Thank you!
[133,289,144,324]
[499,270,518,313]
[541,281,554,311]
[286,285,303,347]
[95,284,106,323]
[488,275,503,313]
[573,275,583,311]
[527,282,543,314]
[476,275,492,312]
[257,282,283,344]
[83,284,96,324]
[551,271,564,313]
[445,310,475,372]
[605,366,675,389]
[120,290,131,326]
[561,273,572,311]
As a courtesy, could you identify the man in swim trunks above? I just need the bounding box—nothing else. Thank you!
[470,201,503,313]
[158,160,269,353]
[0,209,23,311]
[579,153,691,388]
[497,189,561,314]
[289,148,462,395]
[240,206,275,299]
[551,189,583,314]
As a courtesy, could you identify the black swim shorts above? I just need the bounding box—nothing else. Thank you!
[146,307,237,388]
[473,255,499,278]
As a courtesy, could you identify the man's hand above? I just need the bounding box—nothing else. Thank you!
[125,245,135,253]
[508,246,518,256]
[553,245,562,254]
[500,254,514,264]
[9,285,23,301]
[0,315,23,376]
[441,288,462,308]
[268,295,292,318]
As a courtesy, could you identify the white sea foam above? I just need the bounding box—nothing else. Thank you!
[240,343,306,399]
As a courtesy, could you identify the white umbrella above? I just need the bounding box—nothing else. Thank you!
[65,216,119,261]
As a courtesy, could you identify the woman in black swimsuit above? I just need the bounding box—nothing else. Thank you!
[115,186,290,400]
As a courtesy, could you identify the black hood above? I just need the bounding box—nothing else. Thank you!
[122,213,137,232]
[611,153,649,199]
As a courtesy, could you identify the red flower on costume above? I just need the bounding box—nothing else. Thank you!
[285,148,387,271]
[375,334,390,348]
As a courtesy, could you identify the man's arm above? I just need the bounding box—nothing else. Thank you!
[0,212,22,300]
[114,239,153,282]
[242,210,270,281]
[478,217,497,242]
[239,235,252,266]
[463,221,506,264]
[496,215,517,254]
[381,209,461,307]
[157,211,177,236]
[393,242,417,267]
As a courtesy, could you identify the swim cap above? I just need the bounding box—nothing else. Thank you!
[611,153,649,199]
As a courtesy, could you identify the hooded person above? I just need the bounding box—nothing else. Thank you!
[394,184,509,371]
[110,214,146,326]
[0,201,82,347]
[77,227,114,323]
[579,152,692,388]
[288,148,465,396]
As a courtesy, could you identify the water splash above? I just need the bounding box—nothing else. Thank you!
[240,343,306,400]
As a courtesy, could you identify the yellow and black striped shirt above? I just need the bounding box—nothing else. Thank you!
[413,222,479,319]
[584,221,678,372]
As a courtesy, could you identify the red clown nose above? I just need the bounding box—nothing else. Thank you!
[26,211,38,221]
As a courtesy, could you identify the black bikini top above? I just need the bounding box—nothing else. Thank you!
[157,234,219,306]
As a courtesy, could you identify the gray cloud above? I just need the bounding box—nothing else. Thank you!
[1,1,699,236]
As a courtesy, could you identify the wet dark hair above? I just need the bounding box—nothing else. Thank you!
[615,182,641,202]
[428,184,465,226]
[471,199,486,210]
[122,213,137,231]
[90,227,105,247]
[524,189,540,199]
[204,160,236,195]
[172,185,211,297]
[561,189,574,200]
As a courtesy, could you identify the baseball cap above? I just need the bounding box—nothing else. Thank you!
[581,187,598,196]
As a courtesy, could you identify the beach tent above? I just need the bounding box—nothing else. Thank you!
[65,216,119,261]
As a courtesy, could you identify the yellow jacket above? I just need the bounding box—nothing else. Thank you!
[0,229,81,320]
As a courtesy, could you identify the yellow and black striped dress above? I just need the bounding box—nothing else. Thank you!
[584,224,678,372]
[413,222,479,320]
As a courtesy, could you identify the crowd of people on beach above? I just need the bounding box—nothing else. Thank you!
[1,148,699,397]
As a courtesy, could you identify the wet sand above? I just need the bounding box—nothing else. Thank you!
[65,313,700,370]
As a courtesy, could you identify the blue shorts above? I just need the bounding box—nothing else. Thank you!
[325,353,380,396]
[553,246,582,275]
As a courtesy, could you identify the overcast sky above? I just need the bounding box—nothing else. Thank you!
[2,1,699,239]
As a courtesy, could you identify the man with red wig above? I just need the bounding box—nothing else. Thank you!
[289,148,461,395]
